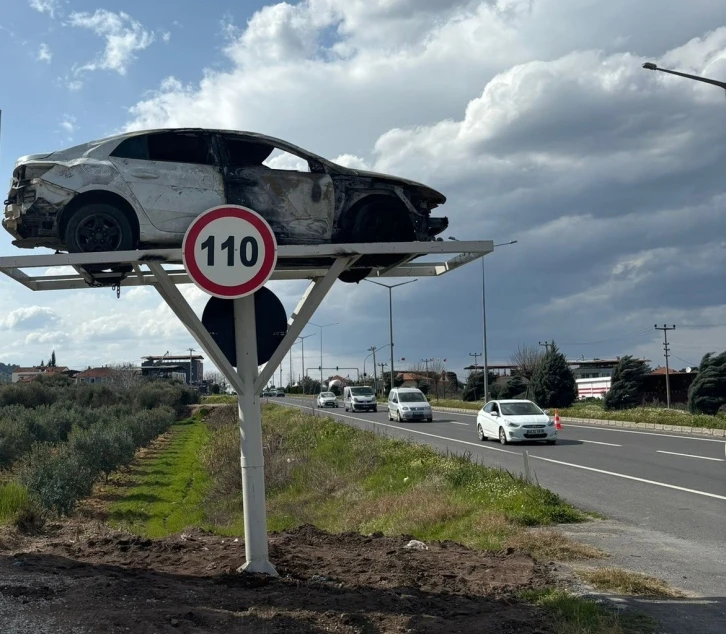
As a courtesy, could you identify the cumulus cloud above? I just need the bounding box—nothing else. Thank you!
[59,114,76,136]
[37,42,52,63]
[67,10,155,76]
[28,0,59,18]
[0,307,61,331]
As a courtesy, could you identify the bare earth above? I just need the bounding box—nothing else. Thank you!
[0,523,555,634]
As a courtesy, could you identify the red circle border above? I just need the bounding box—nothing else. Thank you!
[182,205,277,298]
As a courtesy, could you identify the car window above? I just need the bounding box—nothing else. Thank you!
[491,403,500,414]
[500,402,544,416]
[398,391,426,402]
[112,132,215,165]
[221,136,275,167]
[483,402,493,413]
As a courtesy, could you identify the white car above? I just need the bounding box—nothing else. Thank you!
[317,391,339,408]
[476,399,557,445]
[387,387,433,422]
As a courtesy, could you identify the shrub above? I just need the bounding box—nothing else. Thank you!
[19,443,95,516]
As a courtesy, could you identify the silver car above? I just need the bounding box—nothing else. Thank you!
[316,391,339,408]
[388,387,433,422]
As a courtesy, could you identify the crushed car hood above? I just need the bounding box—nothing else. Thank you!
[342,168,446,204]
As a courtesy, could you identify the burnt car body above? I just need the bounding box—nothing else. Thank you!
[3,128,448,282]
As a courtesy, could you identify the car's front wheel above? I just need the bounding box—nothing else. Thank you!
[498,427,508,445]
[477,424,486,441]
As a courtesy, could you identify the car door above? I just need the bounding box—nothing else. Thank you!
[216,134,335,245]
[388,392,396,417]
[481,402,495,435]
[109,131,225,235]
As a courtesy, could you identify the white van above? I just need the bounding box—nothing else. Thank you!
[388,387,433,422]
[343,385,377,412]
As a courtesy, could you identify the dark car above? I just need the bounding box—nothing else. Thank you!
[4,128,448,283]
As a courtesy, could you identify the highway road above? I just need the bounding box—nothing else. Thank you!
[275,397,726,603]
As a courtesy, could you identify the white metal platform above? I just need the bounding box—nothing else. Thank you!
[0,240,493,291]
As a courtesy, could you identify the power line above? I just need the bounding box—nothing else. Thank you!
[560,327,654,347]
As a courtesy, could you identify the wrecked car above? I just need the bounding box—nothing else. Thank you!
[3,128,448,283]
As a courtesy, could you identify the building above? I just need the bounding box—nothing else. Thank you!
[11,366,71,383]
[76,367,121,384]
[141,354,204,385]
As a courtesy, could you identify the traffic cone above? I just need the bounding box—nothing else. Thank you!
[554,409,562,431]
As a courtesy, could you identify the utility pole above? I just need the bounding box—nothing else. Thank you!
[378,362,388,392]
[369,346,378,394]
[279,365,283,389]
[655,324,676,408]
[421,358,432,390]
[539,341,551,354]
[289,351,293,390]
[469,352,481,374]
[187,348,195,385]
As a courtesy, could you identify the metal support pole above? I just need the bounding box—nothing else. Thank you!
[482,256,489,404]
[522,450,532,484]
[389,288,394,394]
[301,338,305,394]
[655,324,676,409]
[372,347,377,394]
[320,330,324,388]
[234,295,277,576]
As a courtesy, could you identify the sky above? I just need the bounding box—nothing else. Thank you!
[1,0,726,383]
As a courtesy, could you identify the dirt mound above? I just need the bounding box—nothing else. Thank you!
[0,524,554,633]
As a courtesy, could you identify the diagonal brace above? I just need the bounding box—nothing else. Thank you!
[254,256,354,392]
[147,262,245,396]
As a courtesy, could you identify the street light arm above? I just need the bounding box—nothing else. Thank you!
[642,63,726,91]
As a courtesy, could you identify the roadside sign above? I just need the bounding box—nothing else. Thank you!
[182,205,277,299]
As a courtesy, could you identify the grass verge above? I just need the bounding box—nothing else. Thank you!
[520,589,657,634]
[104,415,210,538]
[200,404,600,560]
[0,481,29,523]
[201,394,236,404]
[577,567,683,598]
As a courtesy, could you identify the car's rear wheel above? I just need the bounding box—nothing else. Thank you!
[546,439,556,445]
[65,203,134,275]
[337,197,414,283]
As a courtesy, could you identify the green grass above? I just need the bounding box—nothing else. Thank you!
[520,589,657,634]
[201,394,236,404]
[106,416,210,537]
[561,401,726,430]
[0,481,29,523]
[201,404,597,560]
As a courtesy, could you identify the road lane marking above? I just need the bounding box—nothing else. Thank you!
[445,420,469,426]
[578,440,622,447]
[282,400,726,502]
[529,455,726,501]
[656,450,724,462]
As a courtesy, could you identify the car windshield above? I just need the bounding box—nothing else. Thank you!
[500,402,544,416]
[398,392,426,403]
[320,392,335,397]
[351,387,374,395]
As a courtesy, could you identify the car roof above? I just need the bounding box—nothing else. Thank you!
[394,387,424,392]
[494,399,535,403]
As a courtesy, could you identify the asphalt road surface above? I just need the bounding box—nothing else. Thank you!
[275,397,726,608]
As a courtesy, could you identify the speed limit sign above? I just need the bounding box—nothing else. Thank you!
[182,205,277,299]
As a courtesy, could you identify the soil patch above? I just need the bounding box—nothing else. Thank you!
[0,524,554,633]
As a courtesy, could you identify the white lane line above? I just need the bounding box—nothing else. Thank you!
[529,455,726,501]
[578,439,622,447]
[283,400,726,502]
[445,420,469,426]
[656,450,724,462]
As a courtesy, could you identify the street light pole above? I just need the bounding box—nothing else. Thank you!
[309,322,338,389]
[295,333,315,394]
[642,62,726,93]
[365,279,418,394]
[481,240,518,403]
